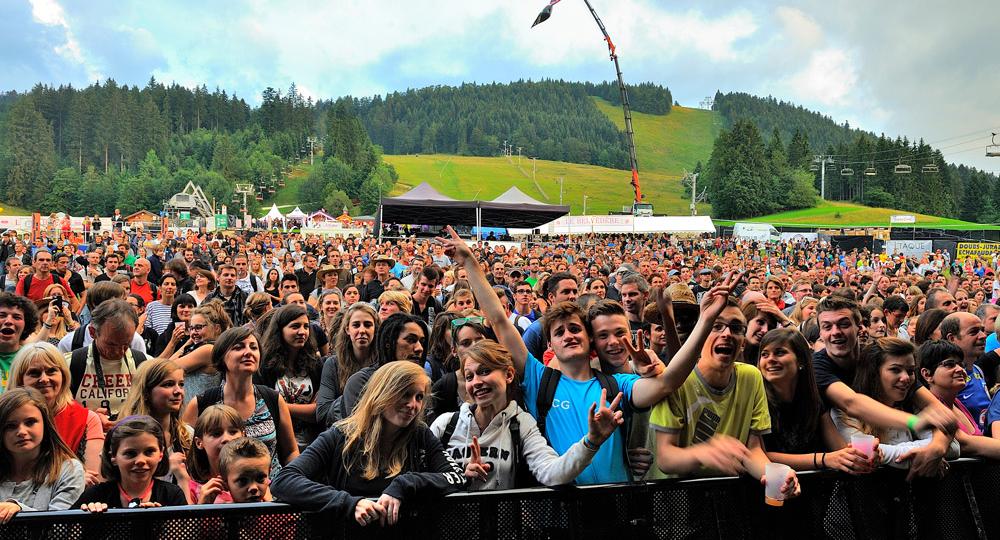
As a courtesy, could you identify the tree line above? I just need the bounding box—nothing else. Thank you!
[0,79,395,216]
[349,80,672,168]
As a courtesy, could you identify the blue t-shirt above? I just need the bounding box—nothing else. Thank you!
[521,319,546,360]
[521,353,638,485]
[958,364,991,430]
[986,333,999,354]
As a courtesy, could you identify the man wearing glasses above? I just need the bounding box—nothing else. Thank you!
[782,280,814,316]
[510,281,537,333]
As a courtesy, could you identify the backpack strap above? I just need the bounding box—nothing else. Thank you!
[71,325,87,351]
[440,411,461,447]
[257,385,280,420]
[592,370,636,479]
[535,367,562,441]
[69,347,88,397]
[22,274,32,296]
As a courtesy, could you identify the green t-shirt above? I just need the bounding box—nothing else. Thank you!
[0,350,18,393]
[649,362,771,476]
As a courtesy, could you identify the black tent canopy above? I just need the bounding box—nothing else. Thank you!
[378,183,569,232]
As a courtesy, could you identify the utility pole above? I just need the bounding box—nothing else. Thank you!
[557,177,564,205]
[813,155,835,200]
[307,136,317,165]
[583,195,589,215]
[517,147,522,164]
[532,157,537,182]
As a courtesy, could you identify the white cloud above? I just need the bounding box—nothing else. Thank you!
[28,0,101,80]
[774,6,822,50]
[786,48,858,107]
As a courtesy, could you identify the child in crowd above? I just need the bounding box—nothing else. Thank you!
[218,437,272,503]
[75,415,187,512]
[183,405,245,504]
[0,388,85,522]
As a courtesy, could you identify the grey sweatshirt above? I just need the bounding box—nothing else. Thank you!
[0,458,85,511]
[430,401,598,490]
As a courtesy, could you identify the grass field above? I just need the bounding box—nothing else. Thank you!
[385,101,720,215]
[0,202,34,216]
[716,200,999,229]
[268,161,314,214]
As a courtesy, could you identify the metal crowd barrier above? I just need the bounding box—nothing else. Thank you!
[2,458,996,539]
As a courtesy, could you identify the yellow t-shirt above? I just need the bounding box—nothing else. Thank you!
[650,362,771,452]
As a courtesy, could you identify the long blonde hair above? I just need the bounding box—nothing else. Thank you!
[7,342,73,412]
[336,361,429,480]
[120,358,192,453]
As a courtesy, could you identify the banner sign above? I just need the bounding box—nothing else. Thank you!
[885,240,933,258]
[956,242,1000,259]
[890,214,916,224]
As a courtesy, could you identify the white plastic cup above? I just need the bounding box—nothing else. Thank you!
[764,462,792,507]
[851,434,876,459]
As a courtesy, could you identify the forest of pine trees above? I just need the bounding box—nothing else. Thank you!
[0,79,396,215]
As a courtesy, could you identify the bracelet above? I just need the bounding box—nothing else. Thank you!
[907,415,920,437]
[42,322,52,329]
[582,436,599,451]
[821,453,827,468]
[812,453,818,469]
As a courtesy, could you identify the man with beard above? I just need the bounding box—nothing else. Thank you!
[939,312,990,427]
[813,295,957,479]
[618,273,650,334]
[0,292,38,391]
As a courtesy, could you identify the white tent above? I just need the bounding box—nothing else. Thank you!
[287,207,307,220]
[512,215,716,235]
[264,204,284,221]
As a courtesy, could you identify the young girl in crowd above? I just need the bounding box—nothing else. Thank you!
[430,313,492,420]
[740,300,780,365]
[119,358,192,484]
[0,388,85,522]
[431,340,622,490]
[154,293,197,358]
[184,404,246,504]
[7,342,104,485]
[757,329,873,473]
[258,305,324,451]
[75,415,187,511]
[831,338,958,470]
[263,269,282,306]
[183,327,298,479]
[271,361,466,527]
[316,303,379,427]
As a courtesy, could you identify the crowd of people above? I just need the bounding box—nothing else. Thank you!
[2,220,999,529]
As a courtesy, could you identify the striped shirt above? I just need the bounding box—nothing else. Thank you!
[145,301,174,335]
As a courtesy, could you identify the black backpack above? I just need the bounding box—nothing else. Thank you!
[439,405,539,488]
[69,345,148,397]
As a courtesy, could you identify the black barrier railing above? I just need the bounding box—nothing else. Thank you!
[2,458,997,540]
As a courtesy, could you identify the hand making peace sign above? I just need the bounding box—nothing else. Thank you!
[623,329,665,378]
[587,388,625,446]
[464,436,492,483]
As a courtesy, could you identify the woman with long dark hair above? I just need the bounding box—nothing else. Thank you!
[757,329,872,473]
[154,293,197,358]
[316,303,379,427]
[258,305,324,451]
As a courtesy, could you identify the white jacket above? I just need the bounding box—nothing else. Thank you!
[831,408,960,468]
[430,401,598,490]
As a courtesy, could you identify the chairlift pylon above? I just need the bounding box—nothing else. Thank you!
[809,163,819,172]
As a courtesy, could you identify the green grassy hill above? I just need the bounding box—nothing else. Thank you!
[385,99,720,215]
[720,200,997,229]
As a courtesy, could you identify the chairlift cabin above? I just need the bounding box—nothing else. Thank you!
[840,167,854,177]
[987,133,1000,157]
[922,164,939,173]
[864,164,877,176]
[894,163,912,175]
[255,193,264,202]
[268,186,276,194]
[809,163,819,172]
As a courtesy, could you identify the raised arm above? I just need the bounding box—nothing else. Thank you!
[435,226,528,374]
[631,272,743,408]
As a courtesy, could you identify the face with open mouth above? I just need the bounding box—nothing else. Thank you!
[702,307,746,366]
[758,342,798,384]
[591,314,632,369]
[0,307,25,351]
[463,359,513,409]
[818,309,858,360]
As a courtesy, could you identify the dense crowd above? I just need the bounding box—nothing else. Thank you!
[2,220,999,529]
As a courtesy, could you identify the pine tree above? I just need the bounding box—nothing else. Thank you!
[4,97,56,207]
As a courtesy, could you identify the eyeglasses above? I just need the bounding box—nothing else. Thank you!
[937,359,963,370]
[515,289,533,294]
[188,324,208,332]
[451,316,485,329]
[711,321,747,336]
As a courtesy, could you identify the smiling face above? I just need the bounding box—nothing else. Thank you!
[818,308,859,361]
[381,383,425,429]
[463,358,513,409]
[758,340,798,386]
[150,368,185,415]
[746,314,773,346]
[394,322,426,363]
[112,433,163,484]
[922,355,968,396]
[591,313,632,369]
[22,358,63,405]
[321,295,341,318]
[879,353,916,405]
[702,306,746,367]
[2,403,44,457]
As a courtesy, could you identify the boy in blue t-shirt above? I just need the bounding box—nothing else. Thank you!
[439,225,738,484]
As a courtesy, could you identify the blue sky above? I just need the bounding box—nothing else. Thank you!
[5,0,999,172]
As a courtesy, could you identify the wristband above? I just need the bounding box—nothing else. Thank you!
[42,322,52,329]
[812,453,818,469]
[907,415,920,437]
[821,453,827,468]
[582,436,598,451]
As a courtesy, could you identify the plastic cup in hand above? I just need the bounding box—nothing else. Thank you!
[764,463,792,507]
[851,434,876,459]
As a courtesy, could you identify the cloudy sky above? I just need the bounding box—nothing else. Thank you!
[5,0,999,172]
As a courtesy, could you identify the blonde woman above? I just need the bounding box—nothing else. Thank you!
[167,301,232,405]
[272,361,466,527]
[29,284,79,345]
[7,343,103,486]
[377,290,412,321]
[789,296,819,327]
